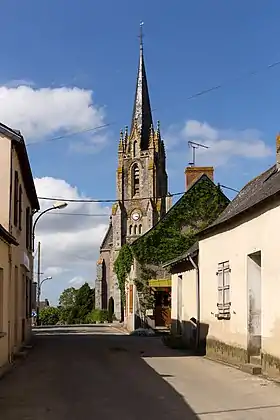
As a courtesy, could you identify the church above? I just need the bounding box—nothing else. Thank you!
[95,30,171,320]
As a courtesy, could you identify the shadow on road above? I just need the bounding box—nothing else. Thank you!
[0,330,199,419]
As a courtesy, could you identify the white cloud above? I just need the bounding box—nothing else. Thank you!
[34,177,110,302]
[69,276,85,287]
[0,84,108,152]
[165,119,272,167]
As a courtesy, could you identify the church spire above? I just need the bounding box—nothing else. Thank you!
[130,22,153,150]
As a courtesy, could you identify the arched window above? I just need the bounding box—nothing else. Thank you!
[129,225,132,235]
[132,164,140,196]
[134,225,137,235]
[139,224,142,235]
[133,140,137,157]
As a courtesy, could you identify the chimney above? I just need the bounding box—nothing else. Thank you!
[185,166,214,190]
[276,134,280,170]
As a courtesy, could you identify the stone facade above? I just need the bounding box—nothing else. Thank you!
[95,37,169,320]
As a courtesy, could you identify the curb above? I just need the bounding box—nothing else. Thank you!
[110,324,129,335]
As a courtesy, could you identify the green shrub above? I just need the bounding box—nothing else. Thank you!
[85,309,109,323]
[39,307,61,326]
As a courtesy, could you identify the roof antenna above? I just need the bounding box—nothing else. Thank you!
[188,141,209,166]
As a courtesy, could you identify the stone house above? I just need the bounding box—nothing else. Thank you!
[165,134,280,380]
[0,122,39,369]
[125,166,229,332]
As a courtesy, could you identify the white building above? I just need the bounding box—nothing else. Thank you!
[166,135,280,380]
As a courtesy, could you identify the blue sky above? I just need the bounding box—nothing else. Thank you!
[1,0,280,303]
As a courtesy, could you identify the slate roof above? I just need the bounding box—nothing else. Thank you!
[202,164,279,234]
[162,241,199,268]
[100,222,113,250]
[130,35,153,151]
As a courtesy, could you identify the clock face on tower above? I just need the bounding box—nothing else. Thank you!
[131,210,141,221]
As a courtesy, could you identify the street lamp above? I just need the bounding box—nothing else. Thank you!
[32,201,68,251]
[33,201,67,326]
[36,276,52,326]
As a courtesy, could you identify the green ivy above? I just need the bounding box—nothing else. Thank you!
[114,244,133,303]
[132,178,229,265]
[114,177,229,306]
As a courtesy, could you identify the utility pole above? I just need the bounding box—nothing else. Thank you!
[36,241,41,326]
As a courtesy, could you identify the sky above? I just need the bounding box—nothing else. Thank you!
[1,0,280,304]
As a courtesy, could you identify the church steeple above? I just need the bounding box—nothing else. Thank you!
[130,22,153,150]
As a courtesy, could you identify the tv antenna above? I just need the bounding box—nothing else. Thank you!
[188,141,209,166]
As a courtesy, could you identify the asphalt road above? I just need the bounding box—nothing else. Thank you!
[0,325,280,419]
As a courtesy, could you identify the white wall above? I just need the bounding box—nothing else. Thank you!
[171,266,198,342]
[199,199,280,359]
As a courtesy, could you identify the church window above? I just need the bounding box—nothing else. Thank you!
[133,140,137,157]
[129,225,132,235]
[139,224,142,235]
[132,164,140,196]
[134,225,137,235]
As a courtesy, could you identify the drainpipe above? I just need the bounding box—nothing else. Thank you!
[188,255,200,351]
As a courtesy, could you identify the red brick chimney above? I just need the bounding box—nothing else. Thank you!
[185,166,214,190]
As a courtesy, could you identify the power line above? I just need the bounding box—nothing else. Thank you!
[219,184,239,193]
[37,184,239,204]
[37,212,109,217]
[24,58,280,148]
[186,59,280,101]
[26,123,114,146]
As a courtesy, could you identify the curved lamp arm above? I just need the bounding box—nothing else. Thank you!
[32,202,67,251]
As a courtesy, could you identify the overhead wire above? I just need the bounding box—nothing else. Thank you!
[26,123,113,146]
[37,184,240,204]
[24,58,280,147]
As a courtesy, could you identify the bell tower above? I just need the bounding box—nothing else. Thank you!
[110,25,170,319]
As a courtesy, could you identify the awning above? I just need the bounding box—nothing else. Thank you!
[148,279,171,288]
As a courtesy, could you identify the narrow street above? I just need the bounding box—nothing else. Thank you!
[0,325,280,419]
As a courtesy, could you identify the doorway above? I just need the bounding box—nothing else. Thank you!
[247,251,262,356]
[154,288,171,327]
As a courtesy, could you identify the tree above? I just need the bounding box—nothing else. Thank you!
[74,283,95,323]
[57,283,95,324]
[59,287,77,308]
[40,307,60,325]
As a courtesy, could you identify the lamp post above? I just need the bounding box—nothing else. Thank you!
[32,201,68,251]
[36,276,52,326]
[33,202,68,325]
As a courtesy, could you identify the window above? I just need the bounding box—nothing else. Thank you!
[216,261,231,319]
[133,225,137,235]
[133,140,137,157]
[26,207,31,250]
[129,225,132,235]
[0,269,3,332]
[132,164,140,196]
[13,171,19,226]
[139,224,142,235]
[18,185,22,230]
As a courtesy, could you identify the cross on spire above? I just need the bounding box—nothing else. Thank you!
[139,21,144,49]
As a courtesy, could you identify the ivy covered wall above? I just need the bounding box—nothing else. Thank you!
[114,175,230,301]
[132,176,229,265]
